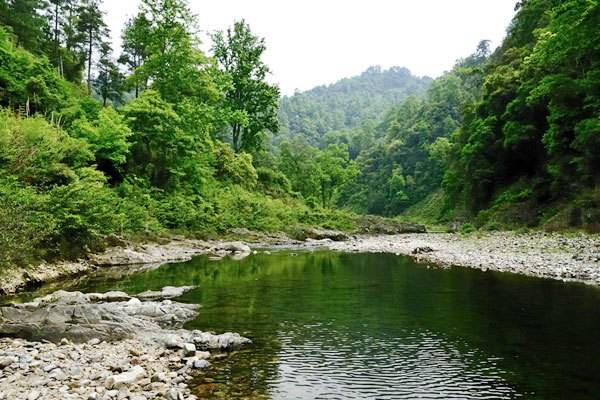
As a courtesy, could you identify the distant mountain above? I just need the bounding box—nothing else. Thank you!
[277,66,432,145]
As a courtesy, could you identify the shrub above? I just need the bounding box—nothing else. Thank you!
[459,223,476,234]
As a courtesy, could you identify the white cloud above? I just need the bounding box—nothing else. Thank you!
[102,0,517,94]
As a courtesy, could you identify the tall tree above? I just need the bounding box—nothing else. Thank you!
[0,0,47,52]
[212,19,280,153]
[76,0,107,93]
[38,0,84,81]
[118,14,150,98]
[131,0,217,104]
[94,42,124,106]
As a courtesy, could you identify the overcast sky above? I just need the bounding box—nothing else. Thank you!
[102,0,517,95]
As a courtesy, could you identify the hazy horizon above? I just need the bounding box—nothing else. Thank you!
[102,0,517,95]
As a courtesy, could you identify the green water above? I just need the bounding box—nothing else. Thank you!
[17,250,600,399]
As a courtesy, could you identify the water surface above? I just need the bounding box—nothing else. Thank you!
[17,250,600,399]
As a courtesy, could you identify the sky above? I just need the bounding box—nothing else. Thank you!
[102,0,517,95]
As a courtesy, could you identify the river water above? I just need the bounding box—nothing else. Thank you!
[22,250,600,399]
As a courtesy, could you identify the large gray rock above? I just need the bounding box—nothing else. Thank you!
[220,242,251,253]
[0,288,199,343]
[355,215,426,234]
[190,331,252,350]
[137,286,196,301]
[300,228,349,241]
[105,366,146,389]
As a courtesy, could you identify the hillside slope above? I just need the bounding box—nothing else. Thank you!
[278,66,431,146]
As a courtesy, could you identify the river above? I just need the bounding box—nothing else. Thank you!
[15,250,600,399]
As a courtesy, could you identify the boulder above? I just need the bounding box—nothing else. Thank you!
[355,215,426,234]
[137,286,196,301]
[220,242,251,253]
[300,228,349,241]
[191,331,252,350]
[412,246,434,254]
[105,366,146,389]
[182,342,196,356]
[192,359,210,369]
[0,289,199,343]
[0,356,18,369]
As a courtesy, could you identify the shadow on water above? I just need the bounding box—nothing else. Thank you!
[9,250,600,399]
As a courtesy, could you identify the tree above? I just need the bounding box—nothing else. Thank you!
[70,106,131,183]
[278,137,321,202]
[130,0,218,104]
[119,14,151,98]
[122,90,194,189]
[94,42,124,106]
[0,26,71,114]
[46,0,65,68]
[212,19,280,153]
[76,0,108,93]
[316,144,355,208]
[0,0,47,53]
[37,0,85,81]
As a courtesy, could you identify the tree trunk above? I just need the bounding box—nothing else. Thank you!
[54,4,59,47]
[87,28,93,93]
[232,123,240,152]
[54,3,59,67]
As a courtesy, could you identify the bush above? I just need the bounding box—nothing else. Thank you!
[0,180,55,266]
[0,112,126,262]
[459,223,476,234]
[0,27,71,114]
[256,167,293,197]
[45,168,123,257]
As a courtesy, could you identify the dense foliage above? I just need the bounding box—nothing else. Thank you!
[278,66,431,146]
[443,0,599,228]
[338,47,488,216]
[0,0,352,267]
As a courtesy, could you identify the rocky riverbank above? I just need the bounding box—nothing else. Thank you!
[322,232,600,285]
[0,239,256,296]
[0,287,250,400]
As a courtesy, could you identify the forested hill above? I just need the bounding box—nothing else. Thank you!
[277,0,599,232]
[278,66,431,145]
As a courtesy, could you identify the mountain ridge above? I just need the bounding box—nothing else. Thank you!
[277,66,431,146]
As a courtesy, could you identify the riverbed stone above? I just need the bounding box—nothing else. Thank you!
[192,359,210,369]
[300,228,349,241]
[191,330,252,350]
[0,288,199,343]
[136,286,196,301]
[412,246,434,254]
[325,232,600,284]
[195,351,211,359]
[220,242,251,253]
[105,366,146,389]
[182,342,196,356]
[0,355,18,368]
[0,288,251,399]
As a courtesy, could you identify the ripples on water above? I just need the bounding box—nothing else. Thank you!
[269,323,520,400]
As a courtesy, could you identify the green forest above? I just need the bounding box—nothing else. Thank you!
[0,0,598,267]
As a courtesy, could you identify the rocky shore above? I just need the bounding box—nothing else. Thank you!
[3,230,598,298]
[0,239,255,296]
[323,232,600,285]
[0,287,250,400]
